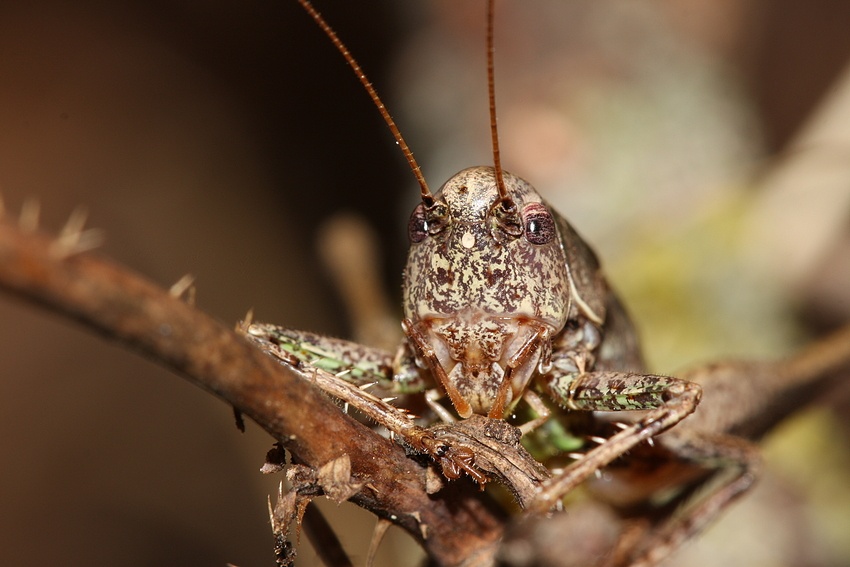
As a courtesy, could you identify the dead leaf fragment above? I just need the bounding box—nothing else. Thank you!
[318,454,364,503]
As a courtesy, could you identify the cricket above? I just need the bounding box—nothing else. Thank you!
[247,0,705,477]
[243,1,850,565]
[1,1,849,567]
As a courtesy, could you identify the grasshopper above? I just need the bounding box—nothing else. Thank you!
[247,0,702,503]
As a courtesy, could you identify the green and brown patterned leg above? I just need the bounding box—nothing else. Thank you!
[528,370,703,513]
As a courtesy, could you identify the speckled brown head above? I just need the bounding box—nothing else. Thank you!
[402,166,575,418]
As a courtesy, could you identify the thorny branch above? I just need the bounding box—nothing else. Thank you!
[0,217,506,567]
[2,213,850,567]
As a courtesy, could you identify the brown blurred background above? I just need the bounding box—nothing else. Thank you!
[1,1,849,566]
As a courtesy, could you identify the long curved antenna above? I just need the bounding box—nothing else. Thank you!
[295,0,433,204]
[486,0,511,205]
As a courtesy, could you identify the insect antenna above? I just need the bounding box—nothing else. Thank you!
[485,0,514,210]
[295,0,434,206]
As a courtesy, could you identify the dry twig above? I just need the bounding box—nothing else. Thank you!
[0,218,505,566]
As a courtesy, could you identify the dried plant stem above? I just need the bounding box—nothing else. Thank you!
[0,219,504,567]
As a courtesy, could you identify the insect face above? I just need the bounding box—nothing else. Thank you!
[402,166,571,419]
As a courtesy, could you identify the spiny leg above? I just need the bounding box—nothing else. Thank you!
[599,358,798,566]
[425,389,458,423]
[246,322,489,484]
[619,431,761,567]
[246,324,399,390]
[529,371,702,513]
[517,390,551,436]
[600,332,850,566]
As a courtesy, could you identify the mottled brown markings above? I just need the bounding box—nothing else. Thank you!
[281,0,705,538]
[403,168,580,419]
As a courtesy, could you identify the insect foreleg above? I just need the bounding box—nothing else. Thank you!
[300,364,490,485]
[529,371,702,513]
[246,323,425,395]
[607,330,850,566]
[619,430,761,567]
[245,322,494,483]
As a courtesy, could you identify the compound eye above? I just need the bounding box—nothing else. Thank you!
[522,203,556,245]
[408,203,428,243]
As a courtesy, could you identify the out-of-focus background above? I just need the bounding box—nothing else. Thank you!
[1,1,849,565]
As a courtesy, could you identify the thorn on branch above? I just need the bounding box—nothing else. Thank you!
[232,405,246,433]
[51,206,105,258]
[19,199,40,231]
[236,308,255,333]
[168,273,196,304]
[366,518,392,567]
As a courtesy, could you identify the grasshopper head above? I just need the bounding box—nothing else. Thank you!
[402,166,572,418]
